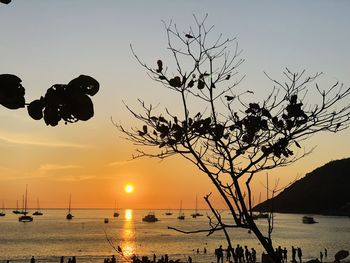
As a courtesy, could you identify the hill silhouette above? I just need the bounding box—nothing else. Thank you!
[253,158,350,216]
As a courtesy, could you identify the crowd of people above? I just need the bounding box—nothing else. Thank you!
[131,253,182,263]
[214,244,257,263]
[213,244,328,263]
[14,246,329,263]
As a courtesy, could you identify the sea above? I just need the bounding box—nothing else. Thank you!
[0,209,349,263]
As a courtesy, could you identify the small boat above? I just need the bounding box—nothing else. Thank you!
[256,212,268,219]
[113,200,119,217]
[33,199,43,216]
[19,215,33,222]
[252,212,268,220]
[142,212,158,222]
[302,216,317,224]
[165,209,172,216]
[177,200,185,220]
[191,194,203,218]
[66,194,74,220]
[0,201,6,216]
[19,185,33,222]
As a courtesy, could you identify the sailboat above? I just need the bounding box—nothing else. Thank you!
[191,194,203,218]
[113,200,119,217]
[165,209,172,216]
[19,185,33,222]
[33,199,43,216]
[66,194,74,220]
[12,200,21,214]
[0,201,6,216]
[177,200,185,220]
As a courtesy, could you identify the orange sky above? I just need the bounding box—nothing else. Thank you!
[1,1,350,210]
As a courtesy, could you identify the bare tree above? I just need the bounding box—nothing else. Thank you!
[117,15,350,262]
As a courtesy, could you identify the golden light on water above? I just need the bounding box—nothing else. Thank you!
[121,209,136,257]
[125,209,132,221]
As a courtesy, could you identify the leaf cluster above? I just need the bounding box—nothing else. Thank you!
[0,74,99,126]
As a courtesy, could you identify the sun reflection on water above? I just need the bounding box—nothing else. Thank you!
[121,209,136,257]
[125,209,133,221]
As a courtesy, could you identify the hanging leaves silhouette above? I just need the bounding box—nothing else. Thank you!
[1,74,99,126]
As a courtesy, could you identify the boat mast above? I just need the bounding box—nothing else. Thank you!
[68,194,71,214]
[21,195,24,213]
[24,184,28,215]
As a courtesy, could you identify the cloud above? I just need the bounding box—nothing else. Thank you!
[108,159,134,166]
[55,175,97,182]
[0,135,89,149]
[38,164,81,172]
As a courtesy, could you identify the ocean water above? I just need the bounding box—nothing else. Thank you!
[0,209,349,263]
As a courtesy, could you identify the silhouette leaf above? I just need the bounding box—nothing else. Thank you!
[142,125,148,134]
[169,76,182,88]
[68,75,99,96]
[43,106,61,126]
[197,79,205,90]
[185,34,194,39]
[69,94,94,121]
[225,95,234,101]
[0,74,25,109]
[156,60,163,73]
[0,0,11,4]
[27,99,44,120]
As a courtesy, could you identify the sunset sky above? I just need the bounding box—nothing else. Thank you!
[1,1,349,210]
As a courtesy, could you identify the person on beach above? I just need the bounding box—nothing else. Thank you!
[251,248,257,263]
[297,247,302,263]
[277,246,283,262]
[282,247,287,262]
[30,256,35,263]
[320,251,323,262]
[245,245,251,263]
[215,245,224,263]
[292,246,296,262]
[324,248,327,258]
[226,245,232,262]
[153,254,156,263]
[204,247,207,254]
[188,256,192,263]
[236,245,243,263]
[60,256,64,263]
[111,255,116,263]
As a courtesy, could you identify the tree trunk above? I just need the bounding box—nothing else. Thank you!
[249,218,280,263]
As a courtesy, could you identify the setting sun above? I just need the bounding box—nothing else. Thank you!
[125,184,134,194]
